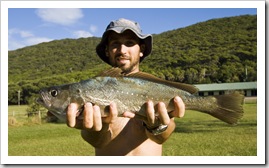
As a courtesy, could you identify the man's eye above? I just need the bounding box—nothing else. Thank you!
[125,41,136,47]
[110,42,120,48]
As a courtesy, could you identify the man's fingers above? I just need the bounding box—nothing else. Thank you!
[122,111,135,118]
[102,102,119,123]
[173,96,185,118]
[109,102,118,122]
[83,103,93,129]
[92,105,102,131]
[157,102,170,125]
[66,103,79,128]
[146,100,155,125]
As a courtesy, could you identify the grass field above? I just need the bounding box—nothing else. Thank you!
[8,103,257,156]
[163,103,257,156]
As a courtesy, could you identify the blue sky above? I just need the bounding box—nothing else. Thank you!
[8,8,257,51]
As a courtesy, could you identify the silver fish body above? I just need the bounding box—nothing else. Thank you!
[37,76,244,124]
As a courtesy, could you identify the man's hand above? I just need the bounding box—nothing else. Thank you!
[123,96,185,126]
[122,96,185,143]
[66,102,118,131]
[168,96,185,118]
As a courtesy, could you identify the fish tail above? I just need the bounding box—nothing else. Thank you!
[208,93,244,125]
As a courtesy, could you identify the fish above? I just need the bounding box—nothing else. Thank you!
[36,68,244,125]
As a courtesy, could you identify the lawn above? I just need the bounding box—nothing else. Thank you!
[163,103,257,156]
[8,103,257,156]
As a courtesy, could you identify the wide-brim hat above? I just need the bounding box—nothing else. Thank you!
[96,18,152,65]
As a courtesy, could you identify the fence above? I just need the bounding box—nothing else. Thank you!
[8,106,48,125]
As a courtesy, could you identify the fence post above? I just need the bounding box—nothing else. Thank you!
[38,110,41,122]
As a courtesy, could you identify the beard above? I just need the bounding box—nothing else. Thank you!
[118,61,139,75]
[110,54,140,74]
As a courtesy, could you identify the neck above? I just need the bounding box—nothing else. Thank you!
[119,64,140,76]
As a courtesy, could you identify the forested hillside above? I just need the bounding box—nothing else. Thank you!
[141,14,257,84]
[8,15,257,105]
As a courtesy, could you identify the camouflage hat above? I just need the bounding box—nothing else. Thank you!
[96,18,152,65]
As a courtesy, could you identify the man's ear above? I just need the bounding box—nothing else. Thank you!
[140,44,145,57]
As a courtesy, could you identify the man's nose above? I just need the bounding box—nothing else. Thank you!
[118,44,128,54]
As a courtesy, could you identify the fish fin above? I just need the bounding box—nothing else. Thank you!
[96,67,198,94]
[96,67,124,77]
[209,93,244,125]
[127,71,199,94]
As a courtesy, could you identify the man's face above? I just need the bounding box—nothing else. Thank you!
[106,30,144,74]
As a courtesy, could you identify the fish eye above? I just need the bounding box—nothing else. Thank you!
[50,89,58,97]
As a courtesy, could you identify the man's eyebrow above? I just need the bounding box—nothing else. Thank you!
[108,36,138,42]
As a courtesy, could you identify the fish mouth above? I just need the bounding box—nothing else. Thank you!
[36,95,66,121]
[36,97,44,105]
[36,92,51,108]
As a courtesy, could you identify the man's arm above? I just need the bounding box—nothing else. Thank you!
[123,96,185,144]
[145,118,176,144]
[67,96,185,147]
[145,96,185,144]
[80,123,111,148]
[67,102,119,148]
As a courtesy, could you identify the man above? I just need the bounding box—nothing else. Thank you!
[66,18,185,156]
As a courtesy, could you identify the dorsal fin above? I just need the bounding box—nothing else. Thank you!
[96,67,124,77]
[96,68,199,94]
[126,71,199,94]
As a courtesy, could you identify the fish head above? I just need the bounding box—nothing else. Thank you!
[36,84,72,121]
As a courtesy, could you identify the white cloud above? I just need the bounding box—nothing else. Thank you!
[8,40,25,51]
[25,37,53,46]
[9,36,53,51]
[8,28,53,50]
[36,8,83,26]
[89,25,97,33]
[20,31,34,38]
[9,28,34,38]
[73,30,93,38]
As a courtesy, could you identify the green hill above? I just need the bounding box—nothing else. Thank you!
[141,14,256,83]
[8,15,257,105]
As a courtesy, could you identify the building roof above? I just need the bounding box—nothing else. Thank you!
[194,82,257,92]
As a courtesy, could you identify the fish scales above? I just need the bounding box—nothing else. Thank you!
[79,77,184,116]
[37,69,244,125]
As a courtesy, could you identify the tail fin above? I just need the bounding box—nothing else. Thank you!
[210,93,244,125]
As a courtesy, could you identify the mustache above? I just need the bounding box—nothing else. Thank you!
[115,54,129,60]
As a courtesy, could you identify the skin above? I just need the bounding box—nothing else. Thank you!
[66,30,185,156]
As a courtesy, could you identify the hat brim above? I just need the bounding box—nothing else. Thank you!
[96,29,152,65]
